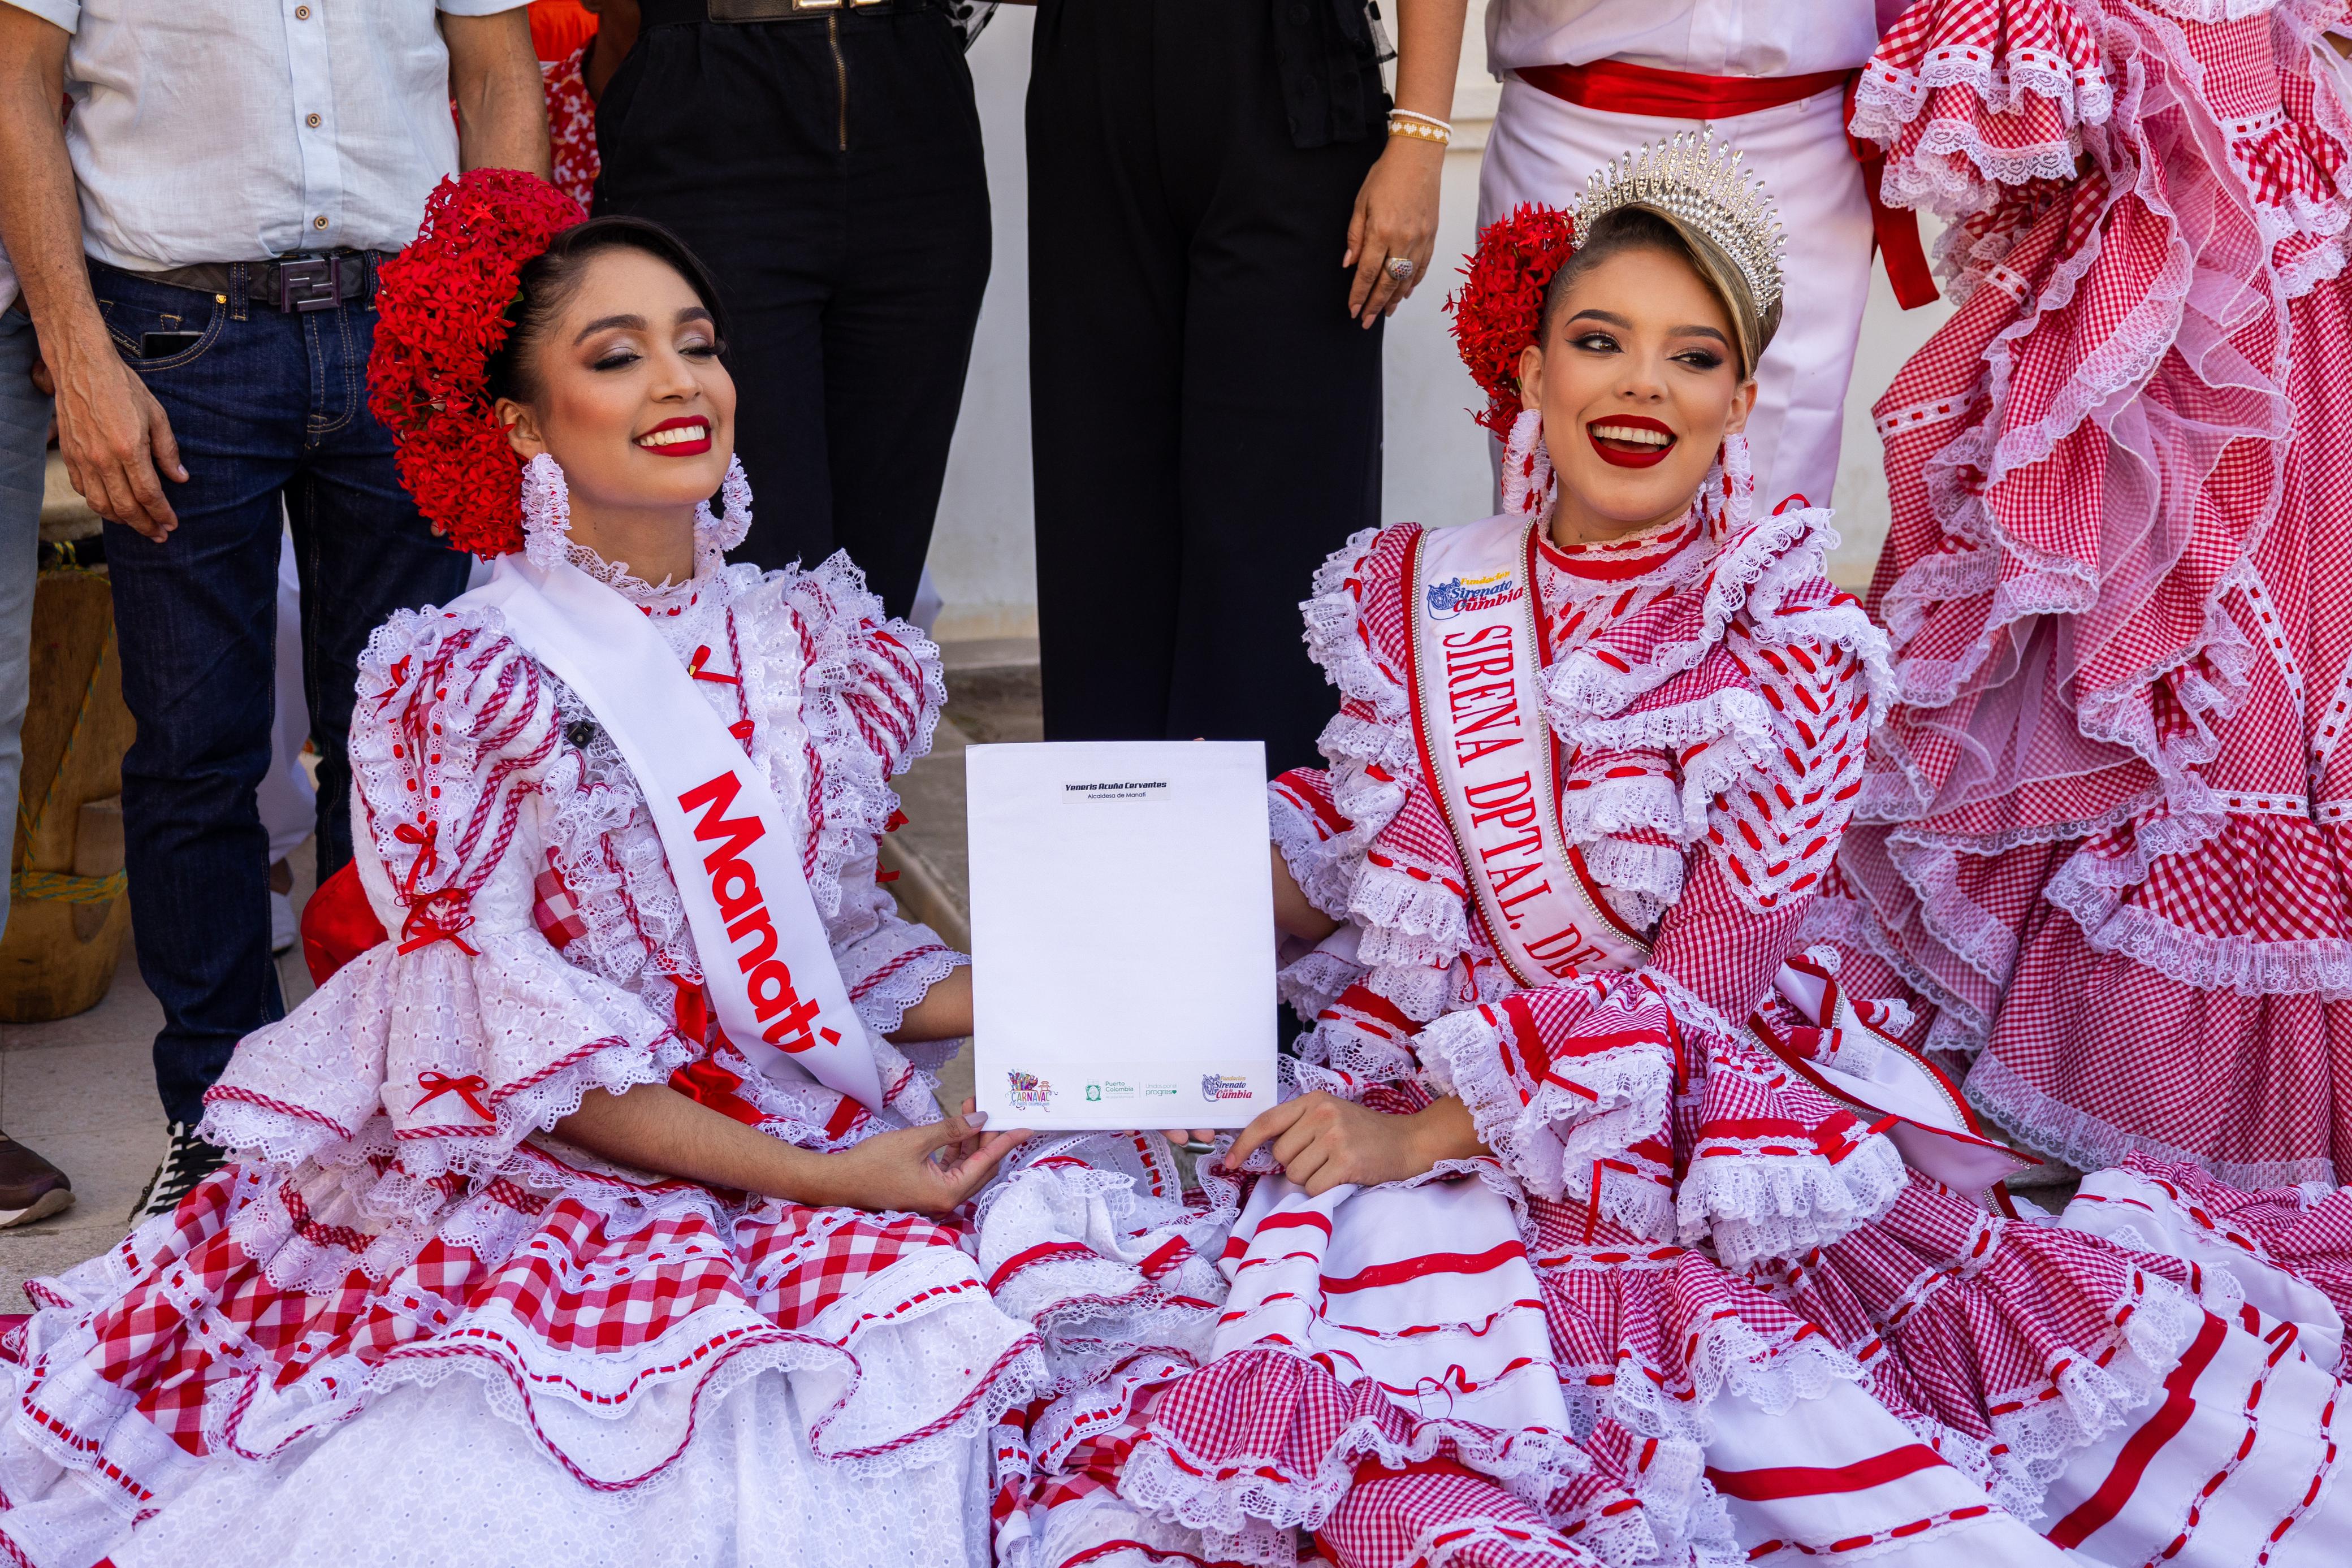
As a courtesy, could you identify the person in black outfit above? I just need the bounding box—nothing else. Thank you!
[592,0,996,618]
[1026,0,1465,776]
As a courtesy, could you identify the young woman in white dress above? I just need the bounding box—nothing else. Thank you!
[0,172,1038,1568]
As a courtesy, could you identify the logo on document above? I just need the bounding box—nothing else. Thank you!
[1424,568,1519,621]
[1200,1072,1254,1103]
[1006,1071,1055,1111]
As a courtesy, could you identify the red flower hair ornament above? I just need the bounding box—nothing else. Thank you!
[1445,203,1578,438]
[367,170,587,558]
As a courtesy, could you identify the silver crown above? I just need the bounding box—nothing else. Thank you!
[1575,129,1785,322]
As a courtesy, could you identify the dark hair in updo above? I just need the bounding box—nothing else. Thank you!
[1538,205,1772,378]
[485,215,730,405]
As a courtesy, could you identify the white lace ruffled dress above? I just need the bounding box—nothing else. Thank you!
[0,553,1042,1568]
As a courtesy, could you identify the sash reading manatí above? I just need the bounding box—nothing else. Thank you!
[462,554,884,1111]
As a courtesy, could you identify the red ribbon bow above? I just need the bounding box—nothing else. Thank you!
[394,820,441,894]
[413,1070,493,1121]
[687,645,741,686]
[398,887,479,956]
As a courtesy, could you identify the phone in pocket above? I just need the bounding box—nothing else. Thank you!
[140,331,202,357]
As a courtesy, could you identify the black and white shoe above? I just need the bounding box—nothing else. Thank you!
[130,1123,227,1226]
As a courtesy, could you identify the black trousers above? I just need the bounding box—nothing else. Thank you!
[1028,0,1385,777]
[594,2,991,617]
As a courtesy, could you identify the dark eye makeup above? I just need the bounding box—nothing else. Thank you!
[588,335,724,372]
[1564,330,1725,372]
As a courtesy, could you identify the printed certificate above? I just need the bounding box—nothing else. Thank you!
[968,740,1277,1129]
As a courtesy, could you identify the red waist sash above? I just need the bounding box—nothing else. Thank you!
[1517,58,1851,119]
[1513,58,1939,311]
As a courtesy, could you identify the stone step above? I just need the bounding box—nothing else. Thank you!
[883,639,1038,1113]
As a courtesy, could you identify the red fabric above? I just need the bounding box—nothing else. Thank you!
[1516,58,1851,120]
[1844,76,1940,310]
[1514,58,1938,311]
[528,0,597,63]
[300,861,389,986]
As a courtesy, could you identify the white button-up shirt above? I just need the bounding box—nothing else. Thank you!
[1486,0,1895,77]
[8,0,527,271]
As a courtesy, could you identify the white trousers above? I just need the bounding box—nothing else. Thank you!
[1478,76,1875,512]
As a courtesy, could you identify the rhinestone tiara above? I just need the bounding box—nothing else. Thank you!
[1575,129,1785,322]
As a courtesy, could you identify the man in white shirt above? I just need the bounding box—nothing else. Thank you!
[0,0,548,1222]
[1478,0,1925,512]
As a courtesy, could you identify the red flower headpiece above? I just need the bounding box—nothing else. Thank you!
[368,170,587,558]
[1445,203,1579,436]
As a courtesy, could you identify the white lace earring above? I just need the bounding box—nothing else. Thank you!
[693,456,753,566]
[1501,408,1555,518]
[520,452,575,571]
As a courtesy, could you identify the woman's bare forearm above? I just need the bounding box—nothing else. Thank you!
[1391,0,1469,124]
[889,963,973,1043]
[1273,842,1342,943]
[556,1081,836,1203]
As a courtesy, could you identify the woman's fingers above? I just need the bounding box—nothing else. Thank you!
[941,1129,1031,1199]
[1283,1141,1331,1192]
[1350,239,1401,324]
[1229,1099,1304,1165]
[1270,1118,1324,1171]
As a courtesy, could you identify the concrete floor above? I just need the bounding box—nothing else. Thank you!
[0,842,320,1313]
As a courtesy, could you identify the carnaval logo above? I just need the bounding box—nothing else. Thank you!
[1425,569,1519,621]
[1199,1073,1253,1103]
[1007,1071,1055,1110]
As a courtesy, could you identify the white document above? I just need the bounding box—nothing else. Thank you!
[969,740,1277,1130]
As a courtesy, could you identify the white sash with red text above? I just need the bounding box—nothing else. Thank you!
[1405,517,2030,1194]
[463,555,884,1111]
[1406,516,1654,987]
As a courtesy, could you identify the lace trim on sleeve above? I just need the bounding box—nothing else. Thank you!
[1415,982,1676,1235]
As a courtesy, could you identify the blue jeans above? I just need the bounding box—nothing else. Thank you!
[90,262,472,1126]
[0,307,49,948]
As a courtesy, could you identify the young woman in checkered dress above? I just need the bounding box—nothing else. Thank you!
[1831,1,2352,1189]
[974,134,2352,1567]
[0,179,1040,1566]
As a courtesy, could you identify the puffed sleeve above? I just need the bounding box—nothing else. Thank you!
[197,607,695,1231]
[748,555,967,1107]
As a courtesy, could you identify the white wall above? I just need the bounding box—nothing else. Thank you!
[924,7,1947,636]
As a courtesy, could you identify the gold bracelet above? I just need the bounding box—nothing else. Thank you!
[1387,117,1452,146]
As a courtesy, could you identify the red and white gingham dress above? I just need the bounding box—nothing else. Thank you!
[0,555,1037,1567]
[1837,0,2352,1186]
[976,438,2352,1568]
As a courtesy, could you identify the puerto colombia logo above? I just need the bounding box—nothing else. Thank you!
[1006,1071,1054,1110]
[1200,1073,1253,1103]
[1425,568,1519,620]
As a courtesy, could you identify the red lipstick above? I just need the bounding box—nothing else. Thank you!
[1586,414,1677,469]
[635,415,713,457]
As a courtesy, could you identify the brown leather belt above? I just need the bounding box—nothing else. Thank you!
[103,250,391,314]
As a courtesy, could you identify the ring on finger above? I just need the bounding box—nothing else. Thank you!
[1384,255,1416,283]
